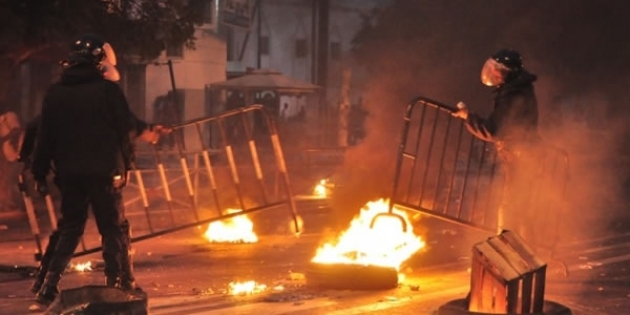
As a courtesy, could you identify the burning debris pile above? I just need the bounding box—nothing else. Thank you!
[204,209,258,243]
[308,199,425,289]
[228,280,268,295]
[71,261,93,272]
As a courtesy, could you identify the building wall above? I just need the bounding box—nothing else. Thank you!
[227,0,388,107]
[142,0,388,135]
[145,28,227,124]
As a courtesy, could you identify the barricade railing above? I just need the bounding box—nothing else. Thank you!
[390,96,570,255]
[19,104,301,261]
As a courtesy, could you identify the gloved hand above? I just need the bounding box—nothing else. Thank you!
[152,124,173,135]
[112,173,128,189]
[451,101,469,120]
[35,179,49,196]
[139,124,173,144]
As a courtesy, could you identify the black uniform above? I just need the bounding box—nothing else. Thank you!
[31,63,147,302]
[464,69,539,150]
[18,115,40,165]
[464,69,541,236]
[18,115,64,294]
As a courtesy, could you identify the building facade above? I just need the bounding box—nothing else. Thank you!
[225,0,388,109]
[14,0,389,126]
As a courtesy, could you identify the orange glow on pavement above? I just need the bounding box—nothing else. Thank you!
[204,209,258,243]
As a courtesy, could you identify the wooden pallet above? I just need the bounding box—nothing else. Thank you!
[469,230,547,313]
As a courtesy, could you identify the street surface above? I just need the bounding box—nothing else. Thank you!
[1,200,629,315]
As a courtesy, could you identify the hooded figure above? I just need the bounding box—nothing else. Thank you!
[31,34,150,305]
[454,49,539,150]
[452,49,542,239]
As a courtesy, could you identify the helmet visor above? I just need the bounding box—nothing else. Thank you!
[480,58,507,87]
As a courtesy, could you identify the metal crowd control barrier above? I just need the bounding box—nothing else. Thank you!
[18,169,88,262]
[21,104,300,260]
[391,96,570,254]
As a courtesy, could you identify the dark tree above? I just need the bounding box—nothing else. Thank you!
[0,0,208,211]
[0,0,207,106]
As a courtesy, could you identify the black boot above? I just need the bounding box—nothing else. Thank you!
[31,230,60,293]
[120,265,140,291]
[120,221,141,291]
[104,257,139,291]
[103,255,140,289]
[30,267,47,294]
[36,273,61,306]
[106,275,121,288]
[120,277,139,291]
[118,248,141,291]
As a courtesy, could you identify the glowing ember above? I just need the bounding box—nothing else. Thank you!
[313,179,330,197]
[228,280,267,295]
[204,208,258,243]
[311,199,425,269]
[72,261,93,272]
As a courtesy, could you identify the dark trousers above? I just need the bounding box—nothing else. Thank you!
[497,146,542,240]
[45,175,129,279]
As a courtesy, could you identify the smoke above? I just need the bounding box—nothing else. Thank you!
[330,0,630,257]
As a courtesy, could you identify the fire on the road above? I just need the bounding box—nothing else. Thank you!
[229,280,268,295]
[313,179,330,197]
[71,261,93,272]
[311,199,425,270]
[204,208,258,243]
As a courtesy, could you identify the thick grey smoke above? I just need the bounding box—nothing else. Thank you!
[331,0,630,251]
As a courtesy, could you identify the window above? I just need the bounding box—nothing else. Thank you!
[202,0,213,24]
[166,44,183,58]
[330,41,341,61]
[259,36,269,55]
[120,64,146,119]
[295,39,308,58]
[226,27,235,61]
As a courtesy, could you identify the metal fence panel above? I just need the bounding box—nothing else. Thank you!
[391,97,569,253]
[22,105,301,260]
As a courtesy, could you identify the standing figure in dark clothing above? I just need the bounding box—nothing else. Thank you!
[16,115,62,295]
[452,49,541,236]
[30,34,163,305]
[0,107,23,210]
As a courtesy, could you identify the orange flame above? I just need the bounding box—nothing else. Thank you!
[228,280,267,295]
[311,199,425,269]
[204,209,258,243]
[72,261,93,272]
[313,179,330,197]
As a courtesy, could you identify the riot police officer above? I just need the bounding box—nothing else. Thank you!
[452,49,541,235]
[31,34,160,305]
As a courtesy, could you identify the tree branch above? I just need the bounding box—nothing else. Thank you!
[0,43,53,68]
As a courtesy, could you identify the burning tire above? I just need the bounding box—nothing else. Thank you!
[437,299,572,315]
[306,262,398,290]
[46,285,148,315]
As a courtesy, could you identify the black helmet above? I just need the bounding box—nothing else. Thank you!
[491,49,523,72]
[64,34,108,66]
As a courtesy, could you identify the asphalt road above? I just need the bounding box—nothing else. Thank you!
[1,202,629,315]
